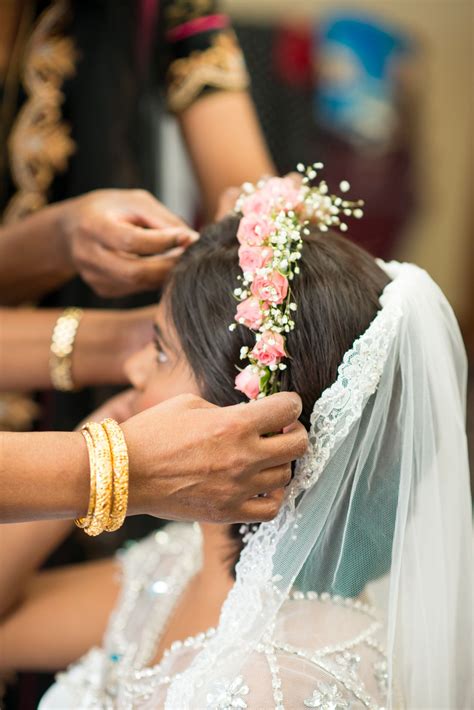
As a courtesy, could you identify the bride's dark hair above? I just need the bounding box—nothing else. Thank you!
[166,215,389,431]
[165,216,392,591]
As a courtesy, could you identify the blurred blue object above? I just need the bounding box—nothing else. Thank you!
[315,14,413,146]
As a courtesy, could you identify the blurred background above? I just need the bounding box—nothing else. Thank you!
[1,0,472,706]
[169,0,474,467]
[239,0,473,471]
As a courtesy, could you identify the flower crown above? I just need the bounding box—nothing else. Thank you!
[230,163,364,400]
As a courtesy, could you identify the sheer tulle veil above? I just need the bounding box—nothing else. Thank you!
[163,261,472,709]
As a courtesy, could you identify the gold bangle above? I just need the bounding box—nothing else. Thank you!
[80,421,113,536]
[75,428,97,529]
[101,418,129,532]
[49,307,83,392]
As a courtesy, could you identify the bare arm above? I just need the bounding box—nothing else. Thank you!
[0,431,90,523]
[0,393,307,524]
[0,204,73,305]
[0,191,196,305]
[0,520,72,618]
[179,91,275,218]
[0,307,154,391]
[0,558,119,672]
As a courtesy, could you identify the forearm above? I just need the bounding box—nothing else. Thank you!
[0,520,72,618]
[179,91,275,218]
[0,203,74,305]
[0,428,150,523]
[0,307,153,391]
[0,559,118,672]
[0,431,90,523]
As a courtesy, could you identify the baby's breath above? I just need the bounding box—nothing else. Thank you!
[231,164,364,399]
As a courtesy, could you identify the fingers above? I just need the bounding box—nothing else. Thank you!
[244,391,303,435]
[215,187,240,221]
[258,422,308,469]
[238,488,286,523]
[103,222,198,256]
[286,171,303,188]
[82,243,184,297]
[246,464,292,497]
[121,189,186,229]
[79,389,137,427]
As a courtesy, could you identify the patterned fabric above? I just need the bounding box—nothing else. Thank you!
[4,0,76,225]
[0,0,249,437]
[39,524,389,710]
[162,0,249,111]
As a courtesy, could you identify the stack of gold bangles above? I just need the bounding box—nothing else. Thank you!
[75,418,129,536]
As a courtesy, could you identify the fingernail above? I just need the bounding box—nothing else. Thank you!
[177,230,199,245]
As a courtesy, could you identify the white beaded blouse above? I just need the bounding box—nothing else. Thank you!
[39,523,388,710]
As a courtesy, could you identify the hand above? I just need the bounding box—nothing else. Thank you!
[77,389,137,429]
[71,306,157,387]
[122,392,308,524]
[58,189,199,297]
[215,186,240,221]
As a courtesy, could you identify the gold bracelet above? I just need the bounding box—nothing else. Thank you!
[49,307,83,392]
[80,421,113,536]
[101,418,129,532]
[75,428,97,529]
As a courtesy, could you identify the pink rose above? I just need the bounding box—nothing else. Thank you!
[238,245,273,275]
[251,330,286,367]
[235,366,261,400]
[237,213,276,246]
[261,177,302,211]
[235,297,265,330]
[241,190,273,217]
[251,271,288,304]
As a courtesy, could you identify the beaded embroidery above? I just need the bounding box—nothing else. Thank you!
[46,524,388,710]
[4,0,76,225]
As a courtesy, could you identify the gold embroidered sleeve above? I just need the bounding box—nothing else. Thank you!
[167,30,249,113]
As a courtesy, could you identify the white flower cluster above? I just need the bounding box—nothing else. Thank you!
[230,164,364,401]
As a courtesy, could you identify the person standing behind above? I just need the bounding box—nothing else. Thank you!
[0,0,275,429]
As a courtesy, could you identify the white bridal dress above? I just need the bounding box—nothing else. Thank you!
[40,262,473,709]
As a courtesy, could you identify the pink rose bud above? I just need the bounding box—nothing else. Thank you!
[235,297,266,330]
[261,176,302,211]
[251,330,286,367]
[251,271,289,305]
[238,245,273,275]
[237,213,276,246]
[241,190,273,217]
[235,366,261,400]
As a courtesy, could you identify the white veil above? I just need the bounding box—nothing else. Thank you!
[164,261,472,709]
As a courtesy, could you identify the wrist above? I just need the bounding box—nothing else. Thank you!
[120,419,152,518]
[47,201,77,277]
[68,431,91,519]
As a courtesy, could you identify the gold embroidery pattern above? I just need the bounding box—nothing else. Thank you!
[0,1,76,433]
[167,31,250,113]
[3,0,77,225]
[165,0,216,30]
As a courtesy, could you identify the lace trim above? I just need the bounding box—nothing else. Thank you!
[167,31,250,113]
[45,526,388,710]
[165,264,405,709]
[3,0,76,225]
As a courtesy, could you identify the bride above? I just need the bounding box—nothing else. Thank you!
[0,171,471,709]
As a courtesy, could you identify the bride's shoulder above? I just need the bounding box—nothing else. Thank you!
[275,591,383,647]
[229,592,388,710]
